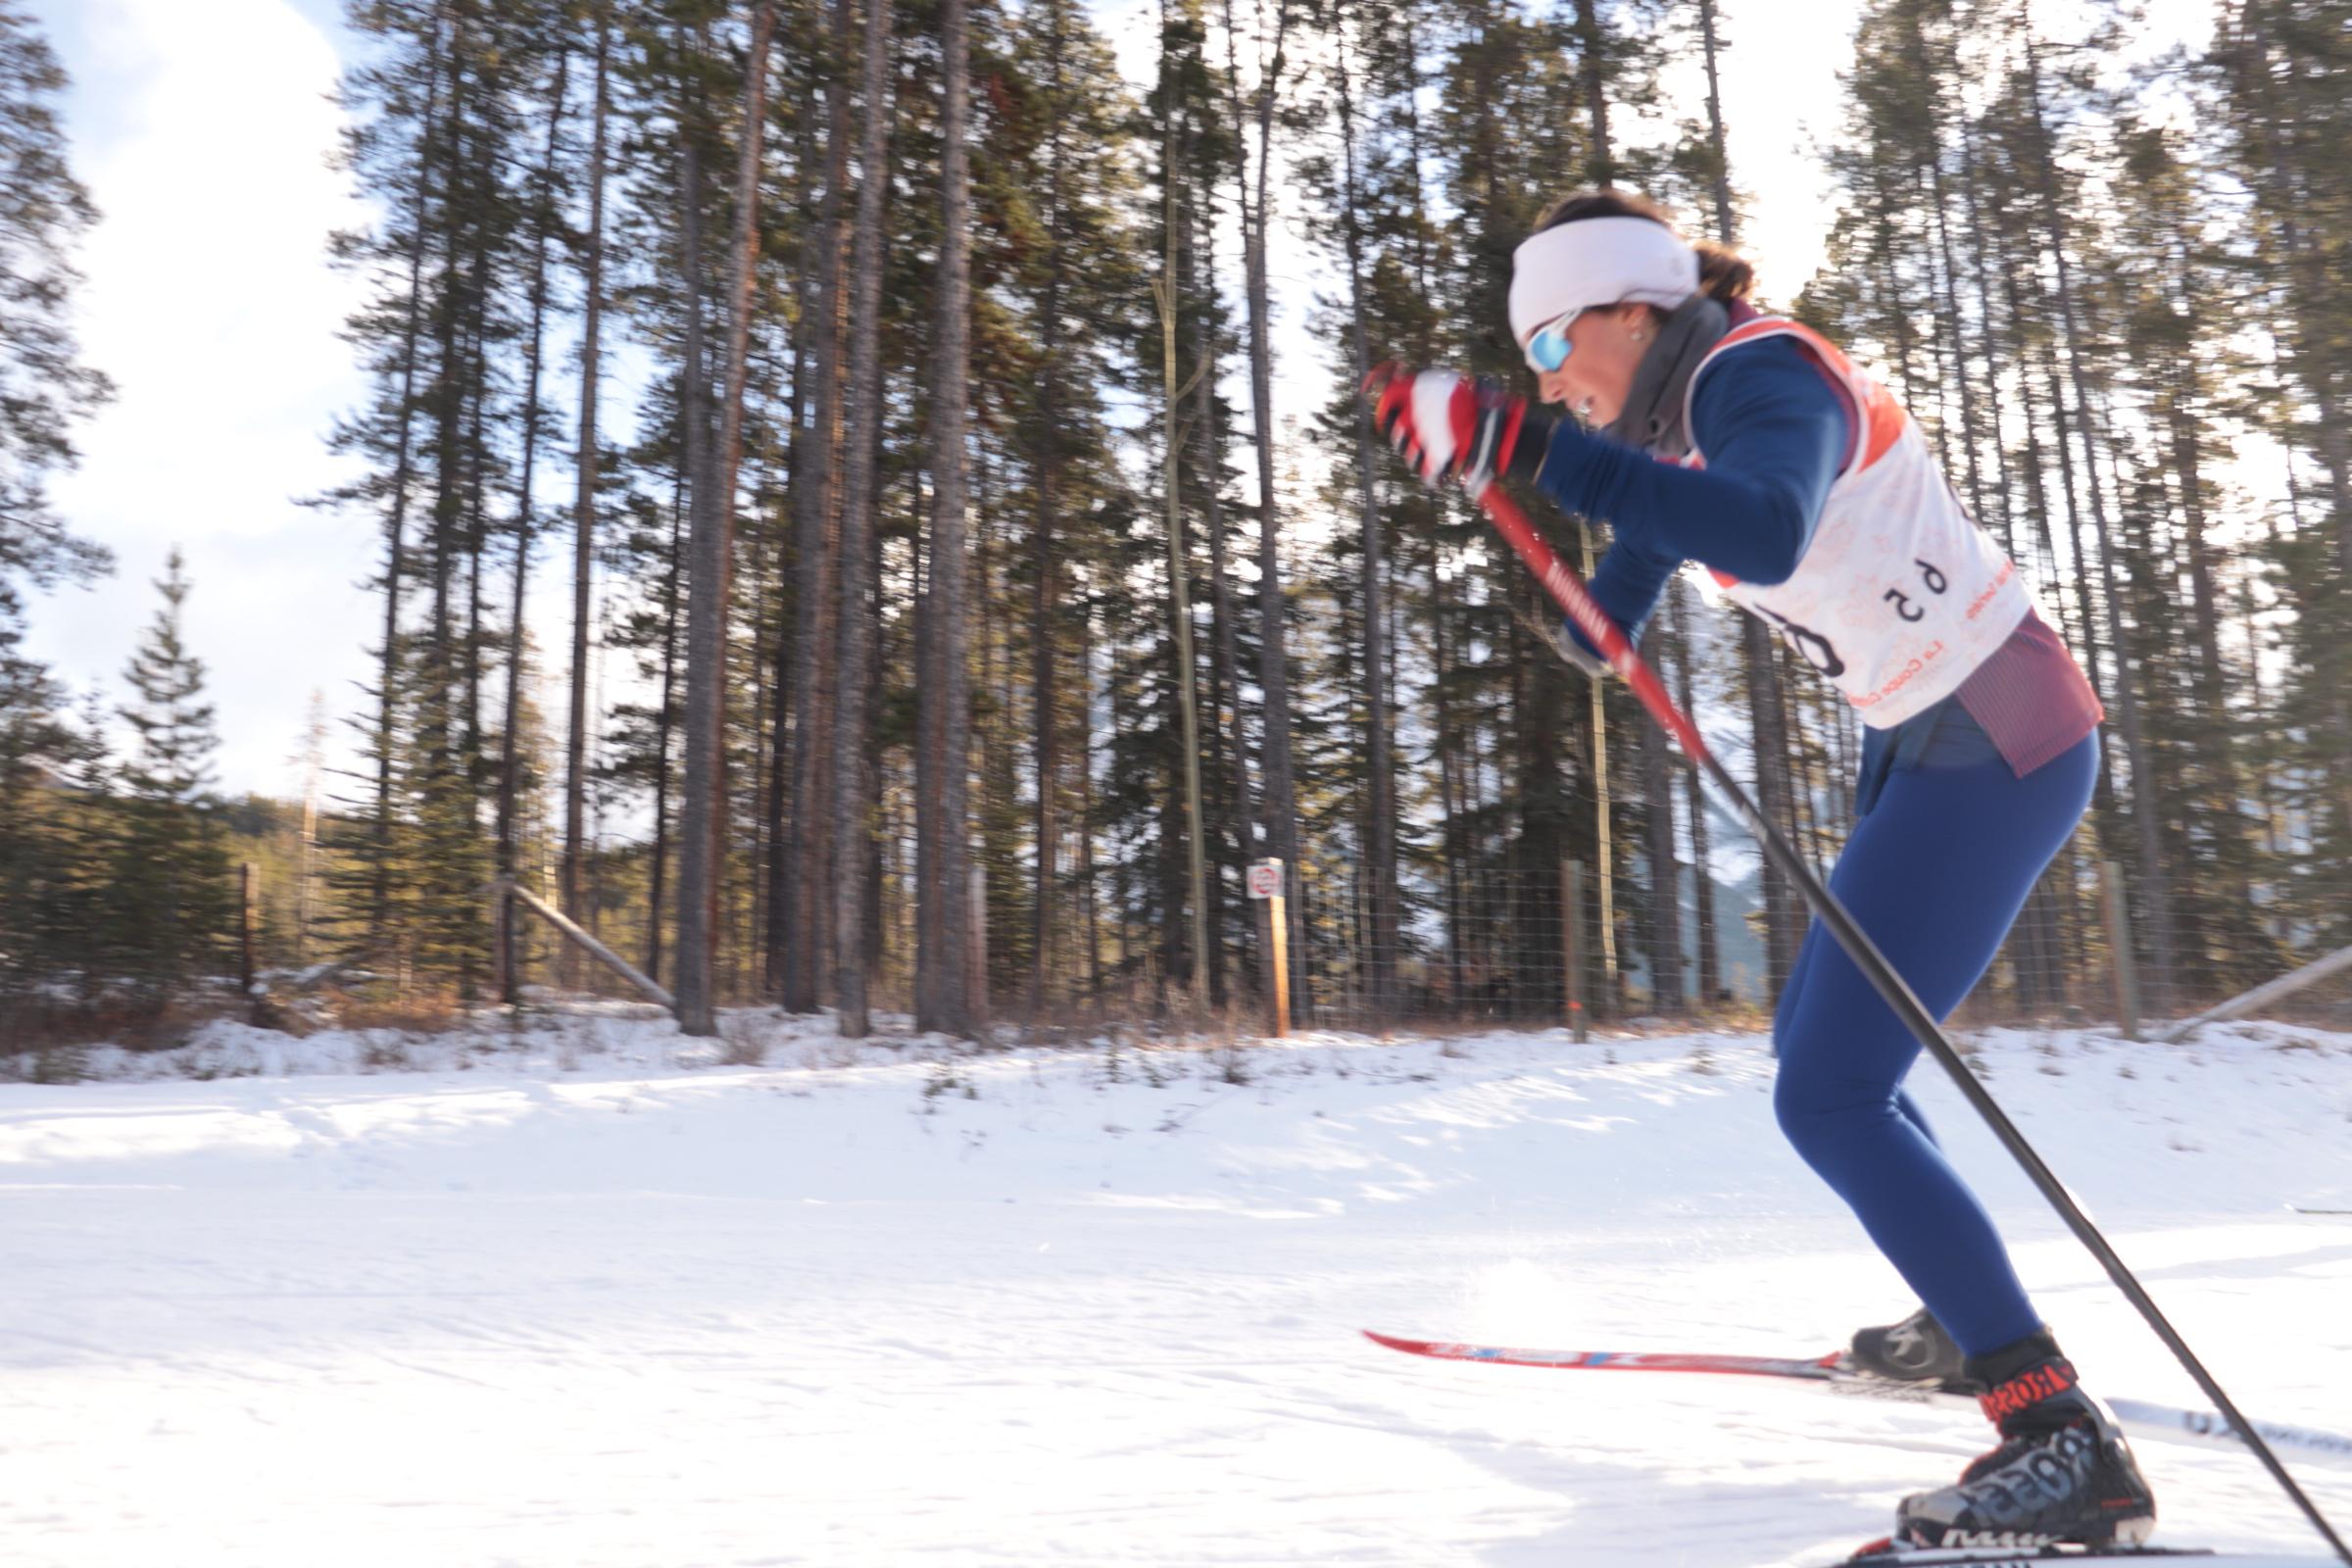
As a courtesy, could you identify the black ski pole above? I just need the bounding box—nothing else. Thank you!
[1473,478,2352,1566]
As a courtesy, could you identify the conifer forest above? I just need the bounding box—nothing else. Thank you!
[4,0,2350,1045]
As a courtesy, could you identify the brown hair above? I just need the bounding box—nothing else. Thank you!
[1531,188,1757,305]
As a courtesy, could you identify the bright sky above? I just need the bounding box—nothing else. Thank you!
[24,0,2217,802]
[30,0,372,802]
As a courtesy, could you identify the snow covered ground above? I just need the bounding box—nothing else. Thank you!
[4,1014,2349,1567]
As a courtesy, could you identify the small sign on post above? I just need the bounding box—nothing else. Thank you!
[1247,858,1289,1040]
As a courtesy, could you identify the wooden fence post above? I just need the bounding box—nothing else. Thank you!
[1563,860,1588,1043]
[1249,859,1288,1039]
[487,878,511,1007]
[500,869,519,1006]
[2101,859,2140,1041]
[239,861,261,1024]
[969,865,990,1024]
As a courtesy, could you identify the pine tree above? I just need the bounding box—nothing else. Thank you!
[1226,0,1305,1021]
[0,1,114,612]
[828,0,896,1036]
[564,1,613,956]
[112,550,234,1002]
[0,4,113,1004]
[915,0,979,1035]
[675,0,779,1037]
[0,650,102,1002]
[2218,0,2352,952]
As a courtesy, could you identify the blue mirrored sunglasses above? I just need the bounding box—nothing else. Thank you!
[1525,308,1584,373]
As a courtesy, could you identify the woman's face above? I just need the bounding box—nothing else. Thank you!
[1528,303,1654,427]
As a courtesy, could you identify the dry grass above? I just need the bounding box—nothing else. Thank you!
[0,997,231,1056]
[318,993,471,1035]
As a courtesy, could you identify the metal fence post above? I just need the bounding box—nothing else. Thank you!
[2101,859,2140,1041]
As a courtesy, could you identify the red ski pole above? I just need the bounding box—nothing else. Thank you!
[1468,476,2352,1565]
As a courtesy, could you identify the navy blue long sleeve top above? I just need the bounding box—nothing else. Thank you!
[1535,331,2009,800]
[1537,334,1850,649]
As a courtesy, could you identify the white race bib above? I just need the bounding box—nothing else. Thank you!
[1682,319,2032,728]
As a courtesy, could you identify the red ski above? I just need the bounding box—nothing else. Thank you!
[1362,1330,2352,1466]
[1837,1545,2327,1566]
[1364,1329,1847,1383]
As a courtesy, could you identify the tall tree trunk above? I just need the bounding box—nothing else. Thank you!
[916,0,976,1035]
[1672,586,1718,1004]
[782,0,856,1012]
[647,474,688,983]
[463,269,490,784]
[564,7,611,955]
[1332,16,1396,1019]
[673,10,740,1035]
[1925,149,1987,531]
[1231,0,1303,1023]
[2232,0,2352,827]
[1568,26,1621,1011]
[830,0,895,1038]
[1572,0,1614,186]
[2022,35,2176,985]
[1079,595,1103,1001]
[1578,525,1617,1005]
[1153,0,1209,1012]
[1029,0,1073,1016]
[763,39,813,996]
[424,5,471,795]
[1194,236,1252,1005]
[2162,326,2258,979]
[370,0,450,951]
[1955,99,2014,556]
[1430,552,1467,1007]
[1641,683,1681,1009]
[1690,0,1799,994]
[499,41,570,1003]
[1695,0,1733,238]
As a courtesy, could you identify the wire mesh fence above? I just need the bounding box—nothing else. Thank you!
[486,814,2352,1048]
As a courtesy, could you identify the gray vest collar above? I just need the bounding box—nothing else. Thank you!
[1605,294,1730,460]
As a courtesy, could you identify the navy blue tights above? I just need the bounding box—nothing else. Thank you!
[1771,730,2099,1357]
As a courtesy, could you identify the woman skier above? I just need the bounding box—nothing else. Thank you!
[1361,189,2156,1552]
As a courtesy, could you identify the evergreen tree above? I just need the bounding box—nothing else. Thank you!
[0,1,113,614]
[0,3,113,1006]
[0,658,103,1003]
[112,551,234,1000]
[2217,0,2352,953]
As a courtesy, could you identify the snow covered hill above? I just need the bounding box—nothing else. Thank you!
[4,1017,2348,1566]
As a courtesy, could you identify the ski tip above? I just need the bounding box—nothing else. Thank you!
[1362,1328,1422,1353]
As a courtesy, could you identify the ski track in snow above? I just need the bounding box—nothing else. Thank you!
[2,1018,2348,1567]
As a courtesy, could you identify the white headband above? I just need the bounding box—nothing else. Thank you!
[1508,216,1700,346]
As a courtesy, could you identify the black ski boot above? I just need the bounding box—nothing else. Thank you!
[1850,1305,1965,1387]
[1894,1329,2157,1550]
